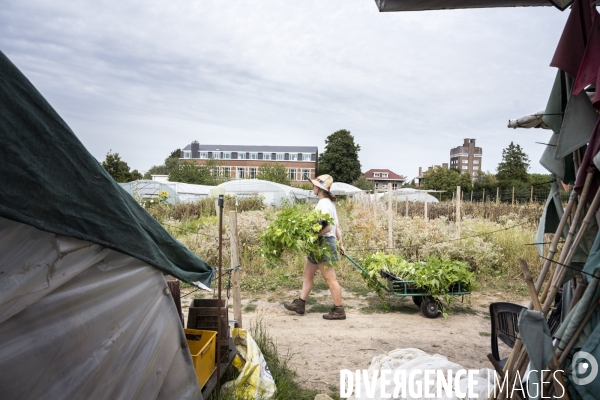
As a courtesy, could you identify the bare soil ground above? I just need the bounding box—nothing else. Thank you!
[182,287,527,394]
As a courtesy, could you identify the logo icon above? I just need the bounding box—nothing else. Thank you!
[571,351,598,386]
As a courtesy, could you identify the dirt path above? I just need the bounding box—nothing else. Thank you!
[183,288,526,394]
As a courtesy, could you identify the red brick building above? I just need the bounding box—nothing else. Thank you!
[180,141,318,184]
[364,169,405,190]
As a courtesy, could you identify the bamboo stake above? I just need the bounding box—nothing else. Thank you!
[544,177,600,315]
[568,274,588,314]
[529,192,577,310]
[541,174,593,312]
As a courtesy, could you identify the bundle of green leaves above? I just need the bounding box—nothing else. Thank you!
[259,205,335,267]
[362,252,476,300]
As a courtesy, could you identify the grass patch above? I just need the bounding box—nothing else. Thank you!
[244,301,257,313]
[451,305,478,315]
[307,304,333,313]
[305,297,317,305]
[479,332,491,337]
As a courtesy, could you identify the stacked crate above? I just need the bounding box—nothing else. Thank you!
[186,299,230,358]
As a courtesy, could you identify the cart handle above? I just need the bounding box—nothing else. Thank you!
[343,254,391,293]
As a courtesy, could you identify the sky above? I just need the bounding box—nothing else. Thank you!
[1,1,571,181]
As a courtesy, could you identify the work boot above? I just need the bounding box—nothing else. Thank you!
[284,298,305,315]
[323,305,346,320]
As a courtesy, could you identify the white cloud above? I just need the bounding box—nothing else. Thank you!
[1,0,570,177]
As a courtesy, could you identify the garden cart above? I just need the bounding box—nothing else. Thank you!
[343,254,471,318]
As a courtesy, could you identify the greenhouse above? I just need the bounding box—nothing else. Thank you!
[119,180,213,204]
[354,188,440,203]
[216,179,312,206]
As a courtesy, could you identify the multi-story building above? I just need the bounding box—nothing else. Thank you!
[364,169,405,191]
[180,142,318,184]
[450,138,482,176]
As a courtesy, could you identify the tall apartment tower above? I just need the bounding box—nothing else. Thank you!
[450,138,482,176]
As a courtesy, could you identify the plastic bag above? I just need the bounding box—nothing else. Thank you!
[220,328,276,400]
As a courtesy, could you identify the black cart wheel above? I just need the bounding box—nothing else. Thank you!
[421,297,442,319]
[412,296,423,307]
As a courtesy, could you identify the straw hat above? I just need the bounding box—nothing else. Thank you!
[311,174,336,200]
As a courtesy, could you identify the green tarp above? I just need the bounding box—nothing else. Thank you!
[0,51,214,289]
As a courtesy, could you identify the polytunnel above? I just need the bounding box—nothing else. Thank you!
[217,179,312,206]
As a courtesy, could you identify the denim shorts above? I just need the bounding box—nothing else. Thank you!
[307,236,339,264]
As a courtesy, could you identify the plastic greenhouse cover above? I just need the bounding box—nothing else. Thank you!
[0,217,202,400]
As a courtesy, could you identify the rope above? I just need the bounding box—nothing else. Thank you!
[538,256,597,279]
[161,222,229,240]
[345,222,528,253]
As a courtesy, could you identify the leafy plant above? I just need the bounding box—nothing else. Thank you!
[259,204,334,267]
[359,252,477,313]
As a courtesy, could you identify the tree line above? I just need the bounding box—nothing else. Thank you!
[416,142,552,201]
[100,134,547,201]
[100,129,368,188]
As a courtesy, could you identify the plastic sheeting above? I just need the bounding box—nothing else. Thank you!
[0,51,213,289]
[0,217,202,400]
[217,179,312,206]
[356,189,440,203]
[349,348,493,400]
[119,180,215,204]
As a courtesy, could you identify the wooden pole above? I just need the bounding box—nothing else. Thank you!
[482,188,485,203]
[530,186,533,203]
[470,190,473,203]
[541,173,593,314]
[424,191,428,222]
[374,189,377,222]
[544,185,600,315]
[216,194,224,390]
[530,192,577,308]
[388,188,393,248]
[496,187,499,205]
[456,186,461,239]
[229,211,242,328]
[405,196,409,217]
[512,187,515,205]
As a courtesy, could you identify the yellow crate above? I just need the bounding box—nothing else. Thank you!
[184,328,217,388]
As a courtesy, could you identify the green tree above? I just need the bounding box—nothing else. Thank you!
[472,170,498,192]
[458,172,473,192]
[497,142,530,185]
[421,167,461,200]
[351,175,374,191]
[317,129,362,184]
[257,162,291,185]
[168,148,181,159]
[143,149,182,179]
[169,161,216,185]
[529,173,552,191]
[101,150,139,183]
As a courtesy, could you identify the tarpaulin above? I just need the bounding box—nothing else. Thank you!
[572,5,600,110]
[0,217,203,400]
[550,0,595,79]
[0,51,213,289]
